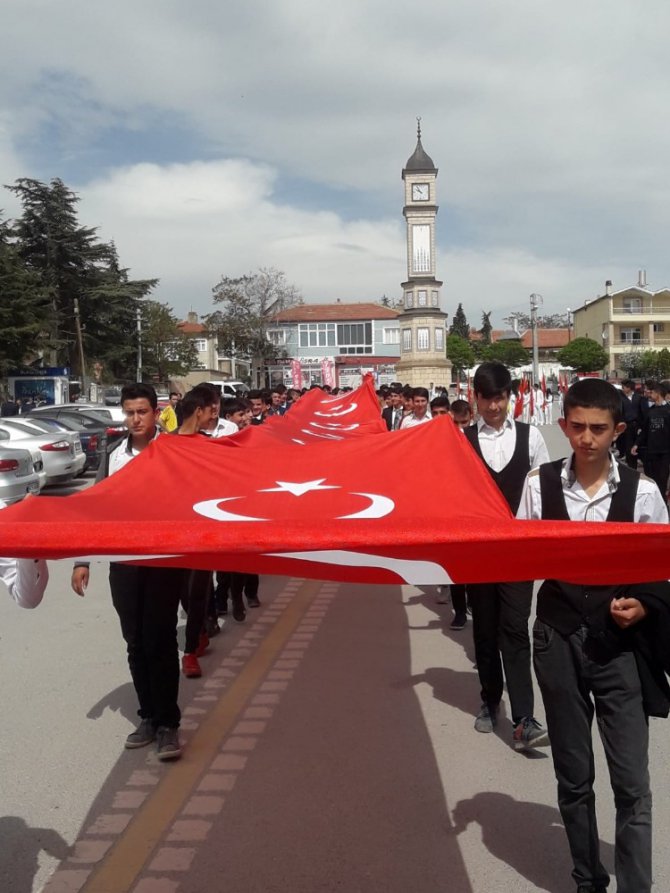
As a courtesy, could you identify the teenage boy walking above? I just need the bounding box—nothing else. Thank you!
[464,362,550,748]
[71,384,184,761]
[518,378,670,893]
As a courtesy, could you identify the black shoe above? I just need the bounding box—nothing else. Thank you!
[125,718,156,749]
[450,612,467,630]
[232,605,246,622]
[205,616,221,637]
[217,605,228,616]
[247,597,261,608]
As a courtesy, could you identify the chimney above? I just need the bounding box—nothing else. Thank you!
[187,311,198,324]
[638,269,647,288]
[605,280,612,296]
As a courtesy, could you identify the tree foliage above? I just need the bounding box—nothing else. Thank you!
[446,334,474,374]
[502,311,570,330]
[483,340,530,368]
[619,349,670,380]
[4,178,157,382]
[206,267,302,361]
[480,311,493,345]
[449,303,470,339]
[140,301,198,383]
[557,337,608,373]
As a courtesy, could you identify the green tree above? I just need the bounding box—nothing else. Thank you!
[0,217,51,376]
[206,268,302,378]
[502,312,569,330]
[557,337,608,373]
[446,334,474,375]
[485,341,530,368]
[140,300,198,384]
[620,348,670,380]
[5,178,157,382]
[449,303,470,339]
[480,310,493,345]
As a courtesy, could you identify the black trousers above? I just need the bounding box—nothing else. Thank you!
[230,573,259,607]
[642,453,670,499]
[450,583,467,615]
[467,580,534,722]
[534,621,651,893]
[181,569,212,653]
[616,425,639,469]
[109,563,183,728]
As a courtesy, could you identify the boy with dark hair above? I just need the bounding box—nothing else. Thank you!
[382,388,404,430]
[518,378,669,893]
[632,380,670,499]
[449,399,473,428]
[400,387,432,428]
[464,361,550,747]
[71,383,184,760]
[429,395,450,416]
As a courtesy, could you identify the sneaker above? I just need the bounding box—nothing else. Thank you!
[450,612,467,630]
[474,703,498,733]
[247,597,261,608]
[513,717,550,751]
[436,586,450,605]
[125,718,156,749]
[156,726,182,761]
[195,632,209,657]
[181,653,202,678]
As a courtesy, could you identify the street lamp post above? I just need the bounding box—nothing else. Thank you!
[73,297,88,400]
[136,307,142,383]
[530,293,542,385]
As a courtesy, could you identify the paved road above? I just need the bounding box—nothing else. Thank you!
[2,424,669,893]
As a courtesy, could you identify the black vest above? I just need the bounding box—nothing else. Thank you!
[464,422,530,514]
[537,459,639,635]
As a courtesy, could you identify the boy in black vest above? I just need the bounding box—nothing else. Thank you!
[464,362,550,748]
[517,378,670,893]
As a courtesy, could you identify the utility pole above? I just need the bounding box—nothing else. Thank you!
[136,306,142,383]
[530,293,542,385]
[73,297,88,400]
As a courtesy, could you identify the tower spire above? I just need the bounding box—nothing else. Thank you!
[417,116,421,140]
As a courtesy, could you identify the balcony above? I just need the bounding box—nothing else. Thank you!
[612,339,650,352]
[611,305,670,320]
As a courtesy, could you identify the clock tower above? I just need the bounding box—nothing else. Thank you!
[394,120,451,387]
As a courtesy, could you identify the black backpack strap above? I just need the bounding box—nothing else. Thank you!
[539,459,570,521]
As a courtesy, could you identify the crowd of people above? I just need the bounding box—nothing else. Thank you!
[4,365,670,893]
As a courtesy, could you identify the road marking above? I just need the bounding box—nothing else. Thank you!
[80,578,322,893]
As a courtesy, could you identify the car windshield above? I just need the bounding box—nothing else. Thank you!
[35,415,86,432]
[57,413,98,431]
[74,410,119,426]
[1,419,46,436]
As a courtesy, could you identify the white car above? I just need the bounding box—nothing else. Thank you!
[31,403,127,425]
[0,422,85,484]
[0,445,42,503]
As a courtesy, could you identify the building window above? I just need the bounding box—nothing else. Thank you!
[336,322,372,348]
[620,327,642,343]
[417,327,430,351]
[434,327,444,351]
[266,329,286,346]
[193,339,207,352]
[411,224,431,273]
[383,327,400,345]
[623,298,643,314]
[298,323,336,348]
[431,290,439,307]
[418,290,427,307]
[402,329,412,352]
[405,292,414,308]
[654,323,665,333]
[339,346,372,355]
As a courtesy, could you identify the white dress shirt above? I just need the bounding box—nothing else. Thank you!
[400,412,433,429]
[201,418,239,438]
[0,499,49,608]
[476,416,550,473]
[517,452,669,525]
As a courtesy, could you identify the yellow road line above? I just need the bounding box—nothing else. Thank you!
[82,578,321,893]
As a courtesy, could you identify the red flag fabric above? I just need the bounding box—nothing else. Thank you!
[514,378,525,419]
[541,374,546,395]
[1,375,670,586]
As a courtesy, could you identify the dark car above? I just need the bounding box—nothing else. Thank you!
[25,413,107,472]
[29,407,127,448]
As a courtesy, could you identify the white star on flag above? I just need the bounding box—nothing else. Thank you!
[259,479,340,497]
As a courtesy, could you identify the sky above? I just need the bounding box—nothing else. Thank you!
[2,0,670,327]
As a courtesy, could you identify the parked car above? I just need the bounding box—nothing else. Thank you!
[102,386,122,405]
[30,406,127,445]
[0,422,85,484]
[21,414,107,472]
[0,445,42,504]
[30,402,126,424]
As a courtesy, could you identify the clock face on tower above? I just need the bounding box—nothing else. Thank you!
[411,183,429,202]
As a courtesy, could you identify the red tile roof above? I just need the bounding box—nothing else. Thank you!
[177,321,206,334]
[273,302,401,323]
[519,329,570,349]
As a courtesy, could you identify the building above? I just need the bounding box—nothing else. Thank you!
[267,302,401,388]
[572,272,670,377]
[394,122,451,387]
[176,312,251,389]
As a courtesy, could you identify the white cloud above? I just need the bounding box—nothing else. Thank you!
[2,0,670,323]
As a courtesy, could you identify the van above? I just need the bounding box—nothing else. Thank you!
[206,380,250,397]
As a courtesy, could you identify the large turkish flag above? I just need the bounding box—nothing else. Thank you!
[0,377,669,585]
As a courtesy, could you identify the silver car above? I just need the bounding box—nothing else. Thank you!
[0,445,41,504]
[0,421,86,484]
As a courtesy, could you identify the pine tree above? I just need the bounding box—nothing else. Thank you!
[480,310,493,345]
[449,302,470,339]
